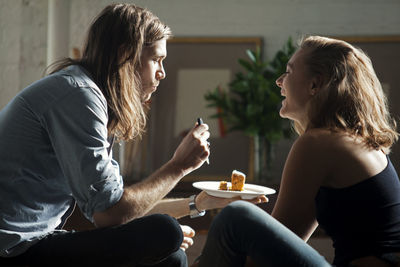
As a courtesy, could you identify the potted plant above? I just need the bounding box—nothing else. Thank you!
[204,38,295,181]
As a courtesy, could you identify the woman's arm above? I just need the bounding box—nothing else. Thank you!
[272,132,330,241]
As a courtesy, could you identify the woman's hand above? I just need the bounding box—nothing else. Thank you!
[180,224,195,251]
[195,191,268,211]
[170,123,210,176]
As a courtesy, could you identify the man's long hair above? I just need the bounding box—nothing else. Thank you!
[48,4,172,140]
[296,36,398,151]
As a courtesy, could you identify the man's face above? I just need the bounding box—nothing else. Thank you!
[139,39,167,103]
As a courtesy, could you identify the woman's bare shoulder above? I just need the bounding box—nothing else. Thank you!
[287,129,337,178]
[300,128,387,187]
[291,129,353,176]
[298,128,355,150]
[294,128,339,152]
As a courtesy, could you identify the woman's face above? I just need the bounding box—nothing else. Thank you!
[276,48,315,125]
[139,39,167,103]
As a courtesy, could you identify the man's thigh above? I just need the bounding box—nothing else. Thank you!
[1,213,184,266]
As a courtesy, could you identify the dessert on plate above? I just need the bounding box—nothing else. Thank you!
[219,170,246,191]
[218,180,228,190]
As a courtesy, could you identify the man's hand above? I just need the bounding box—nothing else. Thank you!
[195,191,268,211]
[170,123,210,176]
[180,225,195,251]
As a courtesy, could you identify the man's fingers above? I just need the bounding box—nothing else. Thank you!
[179,225,195,251]
[200,130,210,139]
[252,195,268,203]
[180,236,194,251]
[183,236,194,246]
[180,243,188,251]
[180,225,195,237]
[240,195,269,203]
[193,123,209,135]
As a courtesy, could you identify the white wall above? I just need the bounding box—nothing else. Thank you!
[69,0,400,60]
[0,0,21,108]
[2,0,400,108]
[0,0,47,109]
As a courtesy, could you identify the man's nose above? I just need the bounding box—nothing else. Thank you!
[157,65,166,80]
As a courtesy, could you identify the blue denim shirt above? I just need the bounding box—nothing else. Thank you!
[0,65,124,257]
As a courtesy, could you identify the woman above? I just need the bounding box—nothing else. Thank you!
[198,36,400,267]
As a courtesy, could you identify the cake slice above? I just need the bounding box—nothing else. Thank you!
[219,181,228,190]
[231,170,246,191]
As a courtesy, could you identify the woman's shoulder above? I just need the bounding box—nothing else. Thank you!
[295,128,340,151]
[299,128,387,187]
[292,129,358,169]
[287,129,337,175]
[298,128,357,149]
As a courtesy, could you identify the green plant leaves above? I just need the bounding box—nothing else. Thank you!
[204,37,296,143]
[238,59,253,72]
[246,49,257,63]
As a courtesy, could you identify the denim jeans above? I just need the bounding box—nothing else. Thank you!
[0,213,187,267]
[199,201,331,267]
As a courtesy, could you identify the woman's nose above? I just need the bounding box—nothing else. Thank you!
[276,74,283,87]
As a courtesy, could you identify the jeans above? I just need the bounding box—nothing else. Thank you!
[199,201,331,267]
[0,214,187,267]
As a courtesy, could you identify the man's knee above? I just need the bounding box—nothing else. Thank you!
[141,213,183,251]
[129,214,184,265]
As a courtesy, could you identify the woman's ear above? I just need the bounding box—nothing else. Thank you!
[310,74,323,95]
[310,88,316,96]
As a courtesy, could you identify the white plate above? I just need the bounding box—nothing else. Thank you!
[193,181,276,199]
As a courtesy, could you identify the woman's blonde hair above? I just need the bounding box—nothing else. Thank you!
[295,35,398,151]
[49,4,172,140]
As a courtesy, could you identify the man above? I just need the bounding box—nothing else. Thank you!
[0,3,266,266]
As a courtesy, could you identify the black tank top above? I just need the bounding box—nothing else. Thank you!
[315,157,400,265]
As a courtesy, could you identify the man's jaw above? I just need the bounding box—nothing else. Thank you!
[141,83,159,104]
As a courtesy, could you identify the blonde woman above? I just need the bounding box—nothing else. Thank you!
[199,36,400,267]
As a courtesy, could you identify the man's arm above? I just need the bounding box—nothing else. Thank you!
[145,197,191,219]
[93,123,210,227]
[93,161,185,227]
[145,191,269,219]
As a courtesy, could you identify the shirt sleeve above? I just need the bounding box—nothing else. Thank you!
[41,82,124,222]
